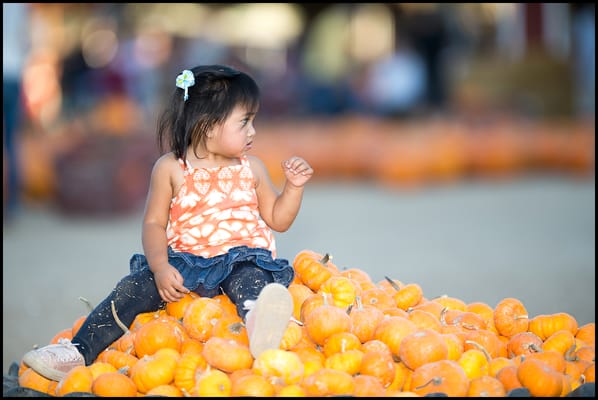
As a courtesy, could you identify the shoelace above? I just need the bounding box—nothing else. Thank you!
[243,299,256,311]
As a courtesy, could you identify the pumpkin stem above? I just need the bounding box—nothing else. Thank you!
[564,344,578,362]
[465,340,492,363]
[439,307,449,325]
[355,295,363,310]
[384,276,402,291]
[527,343,543,353]
[78,296,94,313]
[320,253,331,265]
[346,303,353,315]
[111,300,130,334]
[415,376,443,391]
[290,316,304,326]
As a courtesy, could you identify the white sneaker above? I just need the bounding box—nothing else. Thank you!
[245,283,293,358]
[22,338,85,381]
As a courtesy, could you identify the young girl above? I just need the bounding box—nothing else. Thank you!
[22,64,313,381]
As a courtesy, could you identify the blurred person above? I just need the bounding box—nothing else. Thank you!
[362,39,427,118]
[21,65,314,380]
[3,2,31,219]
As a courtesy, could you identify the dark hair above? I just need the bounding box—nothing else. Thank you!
[157,64,260,160]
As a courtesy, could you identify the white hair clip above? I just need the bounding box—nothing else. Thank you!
[176,69,195,101]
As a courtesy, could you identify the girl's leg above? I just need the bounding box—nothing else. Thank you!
[220,261,293,358]
[22,269,163,380]
[73,268,164,363]
[219,261,274,319]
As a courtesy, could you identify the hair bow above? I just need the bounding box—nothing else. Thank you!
[176,69,195,101]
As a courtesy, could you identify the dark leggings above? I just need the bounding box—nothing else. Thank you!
[71,262,273,365]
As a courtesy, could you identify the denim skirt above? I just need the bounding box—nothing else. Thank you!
[129,245,294,296]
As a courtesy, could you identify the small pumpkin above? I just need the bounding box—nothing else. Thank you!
[348,296,385,342]
[182,297,224,342]
[467,375,506,397]
[253,348,304,385]
[359,349,397,388]
[529,312,579,340]
[193,366,232,397]
[373,316,417,357]
[304,297,351,346]
[517,357,563,397]
[230,372,275,397]
[399,329,448,371]
[408,359,469,397]
[91,371,137,397]
[293,250,339,291]
[493,297,529,337]
[202,336,253,373]
[301,368,355,396]
[55,365,93,396]
[324,349,364,375]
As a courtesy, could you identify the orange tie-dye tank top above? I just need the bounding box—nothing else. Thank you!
[166,156,276,258]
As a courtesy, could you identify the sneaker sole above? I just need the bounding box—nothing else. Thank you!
[22,353,66,382]
[248,283,293,359]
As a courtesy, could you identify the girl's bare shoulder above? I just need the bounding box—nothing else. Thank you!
[153,152,179,169]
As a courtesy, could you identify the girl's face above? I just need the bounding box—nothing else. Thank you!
[207,104,257,159]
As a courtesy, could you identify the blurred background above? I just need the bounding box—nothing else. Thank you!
[3,3,595,371]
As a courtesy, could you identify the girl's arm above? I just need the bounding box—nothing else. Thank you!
[250,155,313,232]
[142,153,189,301]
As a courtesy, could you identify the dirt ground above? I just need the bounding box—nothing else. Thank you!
[3,176,595,372]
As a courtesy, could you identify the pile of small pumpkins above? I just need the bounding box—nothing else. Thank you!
[16,250,595,397]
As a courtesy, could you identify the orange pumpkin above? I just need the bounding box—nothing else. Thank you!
[55,365,93,396]
[202,336,253,373]
[399,329,448,371]
[467,375,506,397]
[96,349,139,373]
[91,371,137,397]
[348,296,385,343]
[493,297,529,337]
[230,372,275,397]
[529,312,579,340]
[393,283,424,311]
[293,250,339,291]
[253,348,304,385]
[322,331,362,357]
[287,283,314,321]
[318,275,359,308]
[182,297,224,342]
[543,329,577,355]
[517,357,563,397]
[324,349,364,375]
[373,316,417,357]
[575,322,595,346]
[194,367,231,397]
[409,359,469,397]
[173,352,207,393]
[165,291,199,320]
[301,368,355,396]
[304,299,351,346]
[353,373,387,397]
[507,331,543,357]
[496,364,523,392]
[359,349,396,388]
[133,316,185,358]
[130,348,180,394]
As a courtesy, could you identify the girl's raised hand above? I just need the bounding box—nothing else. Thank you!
[282,157,313,187]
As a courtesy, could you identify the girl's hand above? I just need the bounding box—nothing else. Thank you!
[153,265,190,303]
[282,156,313,187]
